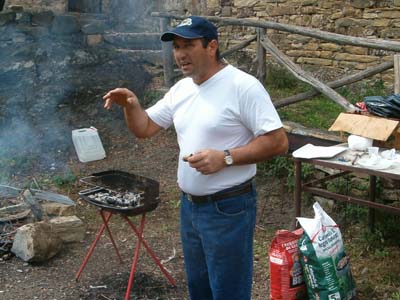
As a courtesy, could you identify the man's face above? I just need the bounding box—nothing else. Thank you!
[172,37,216,84]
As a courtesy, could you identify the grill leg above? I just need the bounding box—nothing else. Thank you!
[124,215,176,286]
[124,214,146,300]
[99,210,123,262]
[75,211,114,281]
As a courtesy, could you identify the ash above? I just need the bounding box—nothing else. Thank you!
[88,190,142,208]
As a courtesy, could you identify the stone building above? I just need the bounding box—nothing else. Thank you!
[3,0,400,84]
[164,0,400,84]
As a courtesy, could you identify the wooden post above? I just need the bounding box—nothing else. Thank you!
[256,28,266,83]
[160,17,174,88]
[394,54,400,94]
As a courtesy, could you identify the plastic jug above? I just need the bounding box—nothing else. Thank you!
[72,127,106,163]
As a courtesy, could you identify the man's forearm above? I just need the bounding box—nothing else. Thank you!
[124,102,161,138]
[230,128,289,165]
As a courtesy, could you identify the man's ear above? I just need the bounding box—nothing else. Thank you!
[208,39,219,55]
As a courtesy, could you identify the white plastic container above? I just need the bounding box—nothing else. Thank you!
[72,127,106,163]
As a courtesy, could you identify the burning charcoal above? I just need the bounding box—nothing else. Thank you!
[130,200,139,207]
[105,196,116,205]
[83,188,143,209]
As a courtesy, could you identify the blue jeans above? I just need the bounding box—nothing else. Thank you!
[180,183,257,300]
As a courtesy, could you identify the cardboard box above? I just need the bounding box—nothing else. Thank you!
[328,113,400,149]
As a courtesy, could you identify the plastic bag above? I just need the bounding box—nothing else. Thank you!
[269,228,307,300]
[297,202,357,300]
[347,134,373,151]
[364,94,400,118]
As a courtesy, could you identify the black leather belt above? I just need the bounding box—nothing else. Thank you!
[182,179,254,204]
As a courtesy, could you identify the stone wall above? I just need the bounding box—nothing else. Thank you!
[163,0,400,85]
[4,0,68,13]
[4,0,161,29]
[4,0,111,13]
[4,0,400,85]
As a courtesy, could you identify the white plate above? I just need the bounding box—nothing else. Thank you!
[292,144,348,159]
[356,157,393,170]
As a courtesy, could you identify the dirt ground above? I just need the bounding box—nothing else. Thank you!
[1,124,399,300]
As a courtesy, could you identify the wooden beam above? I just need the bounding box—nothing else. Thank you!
[260,36,357,112]
[160,17,174,87]
[151,12,400,52]
[221,35,257,57]
[274,61,394,108]
[394,55,400,94]
[256,28,267,83]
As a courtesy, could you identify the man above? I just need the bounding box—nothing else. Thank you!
[103,16,288,300]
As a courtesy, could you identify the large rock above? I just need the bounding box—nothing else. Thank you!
[41,202,76,216]
[0,11,15,25]
[32,10,54,26]
[11,222,63,262]
[350,0,375,9]
[51,14,80,34]
[49,215,85,243]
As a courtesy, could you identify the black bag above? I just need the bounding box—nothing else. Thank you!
[364,94,400,119]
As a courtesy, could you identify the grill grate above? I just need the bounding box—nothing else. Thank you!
[78,170,160,216]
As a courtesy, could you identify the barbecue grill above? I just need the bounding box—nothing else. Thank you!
[78,170,160,215]
[75,170,175,300]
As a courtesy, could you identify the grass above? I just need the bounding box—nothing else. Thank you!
[265,64,388,130]
[51,172,77,187]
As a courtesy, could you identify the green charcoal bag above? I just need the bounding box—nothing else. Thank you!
[297,202,357,300]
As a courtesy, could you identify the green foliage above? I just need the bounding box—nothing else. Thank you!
[266,61,388,130]
[258,156,292,179]
[326,176,353,195]
[52,172,77,187]
[340,204,368,224]
[391,291,400,300]
[170,199,181,209]
[374,247,390,259]
[257,156,315,191]
[372,212,400,246]
[278,96,343,129]
[361,227,387,248]
[266,64,302,90]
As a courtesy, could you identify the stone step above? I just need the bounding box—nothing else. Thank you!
[104,32,161,50]
[115,49,163,66]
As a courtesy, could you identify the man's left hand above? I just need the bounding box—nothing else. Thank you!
[186,150,226,175]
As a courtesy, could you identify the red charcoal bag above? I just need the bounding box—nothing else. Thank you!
[269,228,308,300]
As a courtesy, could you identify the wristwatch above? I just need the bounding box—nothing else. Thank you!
[224,149,233,166]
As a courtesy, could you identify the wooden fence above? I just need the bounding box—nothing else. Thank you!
[152,12,400,112]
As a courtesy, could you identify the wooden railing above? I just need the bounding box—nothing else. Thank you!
[152,12,400,112]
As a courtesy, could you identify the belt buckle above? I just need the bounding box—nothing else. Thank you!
[186,193,193,201]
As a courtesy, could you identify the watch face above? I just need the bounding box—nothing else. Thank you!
[225,156,233,165]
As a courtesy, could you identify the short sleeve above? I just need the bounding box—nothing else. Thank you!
[240,81,283,137]
[146,90,174,129]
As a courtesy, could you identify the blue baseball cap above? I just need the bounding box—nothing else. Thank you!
[161,16,218,42]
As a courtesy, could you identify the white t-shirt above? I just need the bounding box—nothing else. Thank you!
[146,64,283,195]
